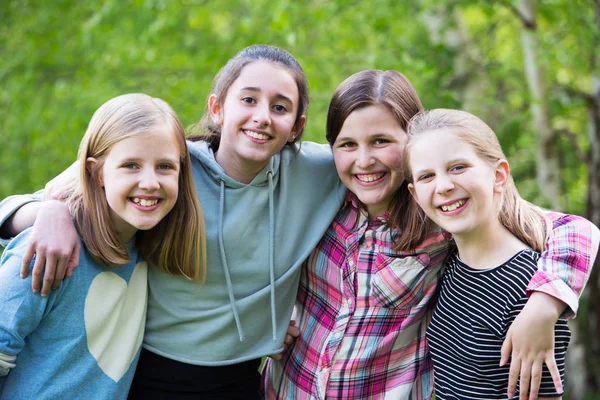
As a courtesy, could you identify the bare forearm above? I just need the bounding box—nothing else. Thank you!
[0,202,41,238]
[527,291,565,321]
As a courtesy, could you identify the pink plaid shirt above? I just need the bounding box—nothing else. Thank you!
[262,194,598,400]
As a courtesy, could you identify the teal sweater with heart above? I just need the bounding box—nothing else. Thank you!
[0,229,147,399]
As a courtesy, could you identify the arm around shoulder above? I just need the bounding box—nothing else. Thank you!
[530,212,600,317]
[0,195,43,243]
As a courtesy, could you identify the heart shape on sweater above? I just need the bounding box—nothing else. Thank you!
[84,262,148,382]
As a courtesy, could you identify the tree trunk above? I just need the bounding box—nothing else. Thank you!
[518,0,562,211]
[583,2,600,393]
[421,5,487,119]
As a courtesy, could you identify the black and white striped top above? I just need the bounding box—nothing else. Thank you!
[426,250,571,399]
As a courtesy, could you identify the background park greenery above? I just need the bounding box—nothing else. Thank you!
[1,0,599,398]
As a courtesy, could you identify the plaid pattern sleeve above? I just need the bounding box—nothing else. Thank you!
[527,212,600,318]
[262,194,450,399]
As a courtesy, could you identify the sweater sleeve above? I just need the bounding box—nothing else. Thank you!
[528,212,600,318]
[0,191,44,246]
[0,230,58,371]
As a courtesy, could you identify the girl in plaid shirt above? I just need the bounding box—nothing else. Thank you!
[262,70,598,399]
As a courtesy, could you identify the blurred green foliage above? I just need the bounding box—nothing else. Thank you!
[1,0,593,215]
[1,0,598,397]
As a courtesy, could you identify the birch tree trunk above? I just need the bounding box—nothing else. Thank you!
[518,0,562,211]
[583,1,600,393]
[421,5,486,117]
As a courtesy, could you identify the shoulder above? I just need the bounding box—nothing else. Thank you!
[281,141,334,166]
[0,229,45,296]
[185,139,212,161]
[505,249,540,271]
[2,227,35,262]
[543,210,599,242]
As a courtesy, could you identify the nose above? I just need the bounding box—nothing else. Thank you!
[139,168,160,191]
[253,103,271,128]
[435,173,454,194]
[356,147,375,169]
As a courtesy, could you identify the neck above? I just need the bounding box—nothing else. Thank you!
[214,151,267,184]
[452,219,529,270]
[117,230,136,245]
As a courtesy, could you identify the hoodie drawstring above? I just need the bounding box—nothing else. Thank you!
[267,170,277,341]
[217,173,278,343]
[218,180,245,341]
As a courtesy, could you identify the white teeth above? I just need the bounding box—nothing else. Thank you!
[441,199,465,212]
[356,173,384,182]
[244,130,270,140]
[132,198,159,207]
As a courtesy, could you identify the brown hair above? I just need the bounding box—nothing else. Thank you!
[67,93,207,281]
[188,44,309,149]
[404,108,549,252]
[326,69,427,250]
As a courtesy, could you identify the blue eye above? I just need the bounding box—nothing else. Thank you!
[373,138,390,145]
[418,173,434,181]
[122,163,138,169]
[158,164,174,170]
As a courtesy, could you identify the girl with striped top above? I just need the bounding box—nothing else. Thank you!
[404,109,594,399]
[262,71,598,399]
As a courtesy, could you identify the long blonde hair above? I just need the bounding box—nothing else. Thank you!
[67,93,207,281]
[403,108,549,252]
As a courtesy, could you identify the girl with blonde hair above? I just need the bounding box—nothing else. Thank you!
[404,108,597,399]
[0,93,205,399]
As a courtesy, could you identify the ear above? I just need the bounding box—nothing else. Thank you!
[208,94,223,126]
[493,159,510,194]
[289,114,307,143]
[407,182,417,200]
[86,157,103,186]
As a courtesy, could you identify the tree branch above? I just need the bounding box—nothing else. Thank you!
[556,84,595,105]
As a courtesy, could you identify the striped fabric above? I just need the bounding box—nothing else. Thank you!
[427,250,570,399]
[262,194,598,400]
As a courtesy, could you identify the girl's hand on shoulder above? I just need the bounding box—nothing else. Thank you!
[21,200,80,297]
[270,320,300,361]
[501,292,565,400]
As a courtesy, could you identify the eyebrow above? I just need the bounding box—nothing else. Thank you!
[336,131,395,142]
[412,157,469,175]
[240,86,294,105]
[116,155,179,164]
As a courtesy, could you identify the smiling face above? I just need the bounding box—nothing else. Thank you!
[407,128,506,240]
[210,60,305,183]
[94,123,180,243]
[332,105,407,218]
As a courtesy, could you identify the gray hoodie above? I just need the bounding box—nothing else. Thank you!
[0,140,346,366]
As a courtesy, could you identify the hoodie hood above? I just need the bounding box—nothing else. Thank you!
[187,141,281,189]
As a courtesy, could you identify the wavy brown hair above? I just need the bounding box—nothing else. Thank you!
[326,69,429,250]
[67,93,207,281]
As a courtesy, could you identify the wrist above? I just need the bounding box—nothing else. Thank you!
[40,200,70,214]
[528,291,566,321]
